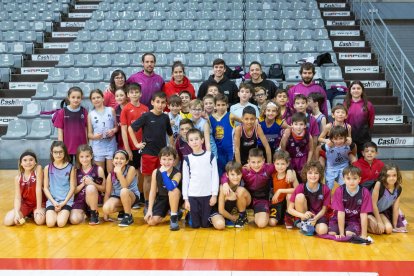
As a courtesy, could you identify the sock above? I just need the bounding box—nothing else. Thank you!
[239,211,246,218]
[171,212,177,216]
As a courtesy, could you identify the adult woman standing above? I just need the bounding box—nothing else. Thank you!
[163,61,196,99]
[104,70,127,109]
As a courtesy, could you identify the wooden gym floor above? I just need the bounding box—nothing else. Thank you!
[0,169,413,276]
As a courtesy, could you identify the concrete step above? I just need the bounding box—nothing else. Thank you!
[375,105,402,114]
[334,47,372,52]
[326,25,361,30]
[364,88,393,97]
[338,60,378,66]
[368,96,398,105]
[44,37,76,43]
[0,106,22,116]
[53,26,83,32]
[10,74,48,82]
[24,60,58,67]
[34,48,66,54]
[372,123,412,134]
[0,89,35,98]
[344,72,385,80]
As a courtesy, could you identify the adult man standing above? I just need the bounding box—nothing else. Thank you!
[197,58,238,105]
[246,61,278,103]
[127,53,164,107]
[288,62,328,116]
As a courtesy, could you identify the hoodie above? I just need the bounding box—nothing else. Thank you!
[197,75,238,105]
[126,70,164,107]
[163,76,196,99]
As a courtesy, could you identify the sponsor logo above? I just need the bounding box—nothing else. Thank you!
[75,4,99,9]
[0,117,16,125]
[52,32,77,38]
[323,11,351,16]
[68,13,92,18]
[360,80,387,88]
[330,30,360,36]
[373,137,414,147]
[43,43,69,49]
[339,53,371,60]
[345,66,379,73]
[60,22,85,27]
[9,82,42,90]
[374,115,404,124]
[0,98,31,106]
[327,20,355,26]
[31,54,60,61]
[334,41,365,47]
[21,67,51,75]
[320,3,346,8]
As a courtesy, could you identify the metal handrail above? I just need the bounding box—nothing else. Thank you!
[350,0,414,117]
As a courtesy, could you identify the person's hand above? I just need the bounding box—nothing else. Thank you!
[309,218,316,226]
[94,133,104,140]
[185,200,191,211]
[271,192,280,204]
[170,120,175,126]
[113,165,122,175]
[286,170,294,183]
[345,137,352,145]
[209,196,217,206]
[377,222,385,233]
[54,202,62,212]
[243,163,251,170]
[106,128,116,138]
[34,208,45,219]
[159,165,168,173]
[222,183,230,196]
[84,176,94,185]
[144,210,153,222]
[326,139,334,147]
[302,211,314,220]
[335,234,345,239]
[13,213,21,225]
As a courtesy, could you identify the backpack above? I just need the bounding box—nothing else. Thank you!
[268,63,284,80]
[225,65,244,79]
[314,52,334,66]
[314,78,326,91]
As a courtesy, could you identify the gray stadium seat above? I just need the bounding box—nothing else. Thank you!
[314,67,324,80]
[83,41,100,54]
[130,20,146,31]
[293,10,307,19]
[210,30,226,41]
[296,19,311,29]
[47,68,65,82]
[279,10,293,19]
[66,67,84,82]
[75,54,93,67]
[284,67,301,82]
[168,53,186,65]
[85,67,104,82]
[138,41,154,52]
[0,53,14,67]
[180,20,194,29]
[1,119,28,140]
[299,41,316,52]
[159,30,175,41]
[314,29,329,40]
[68,42,83,54]
[281,41,298,52]
[297,29,313,40]
[119,41,137,53]
[78,83,95,97]
[223,53,243,66]
[176,30,192,41]
[261,53,282,66]
[18,101,42,119]
[112,53,130,67]
[156,41,172,53]
[261,30,279,40]
[245,41,261,53]
[263,10,277,19]
[101,42,118,53]
[263,19,279,29]
[318,40,333,52]
[108,30,124,41]
[188,53,206,66]
[32,83,54,100]
[40,100,60,117]
[77,30,91,41]
[227,41,243,53]
[325,67,343,81]
[146,20,162,30]
[187,67,203,82]
[280,19,295,29]
[309,9,321,19]
[246,20,260,30]
[26,118,52,140]
[245,53,261,65]
[227,30,243,40]
[91,30,108,41]
[246,30,261,41]
[156,53,168,66]
[312,19,325,29]
[152,10,167,20]
[124,30,141,41]
[283,53,300,66]
[190,41,207,53]
[3,31,19,42]
[85,20,99,31]
[142,30,158,41]
[279,29,296,40]
[262,41,280,53]
[53,83,72,100]
[114,20,130,31]
[208,41,225,53]
[58,54,74,67]
[193,30,209,41]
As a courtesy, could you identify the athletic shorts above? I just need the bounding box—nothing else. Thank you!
[270,201,286,223]
[325,168,345,190]
[141,154,159,175]
[94,153,113,162]
[250,198,270,214]
[129,149,141,170]
[46,205,72,212]
[21,201,44,217]
[72,192,88,211]
[110,194,139,207]
[329,218,361,235]
[152,195,170,217]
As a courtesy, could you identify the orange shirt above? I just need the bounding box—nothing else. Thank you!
[120,102,149,150]
[272,171,292,202]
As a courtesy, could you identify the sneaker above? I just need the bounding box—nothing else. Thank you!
[118,214,134,227]
[294,219,302,229]
[170,215,180,231]
[300,220,315,236]
[89,210,100,225]
[117,211,125,221]
[284,214,294,229]
[132,202,140,209]
[349,236,372,245]
[225,219,235,228]
[235,216,248,228]
[185,212,193,227]
[177,209,184,221]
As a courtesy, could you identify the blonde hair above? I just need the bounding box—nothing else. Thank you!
[259,100,281,121]
[189,99,203,109]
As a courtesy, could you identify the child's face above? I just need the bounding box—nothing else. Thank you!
[274,159,288,174]
[331,136,346,147]
[190,104,203,120]
[113,152,128,167]
[52,146,65,162]
[78,150,92,168]
[127,89,141,102]
[294,99,307,113]
[215,100,228,114]
[151,97,167,113]
[332,109,347,122]
[248,156,265,172]
[344,173,361,190]
[386,169,398,186]
[90,92,104,107]
[238,87,252,102]
[20,155,36,171]
[362,147,377,162]
[292,121,306,134]
[160,154,175,169]
[180,93,191,107]
[275,92,288,107]
[227,170,242,185]
[306,168,320,184]
[207,86,219,97]
[169,103,181,115]
[179,123,192,140]
[254,89,267,105]
[187,133,204,151]
[307,98,317,110]
[203,98,215,114]
[265,106,278,120]
[115,90,127,105]
[242,113,256,129]
[68,91,82,108]
[350,84,363,99]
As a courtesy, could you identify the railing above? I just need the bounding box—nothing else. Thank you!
[350,0,414,118]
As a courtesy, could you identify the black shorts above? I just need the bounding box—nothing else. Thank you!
[129,149,141,170]
[224,199,237,214]
[270,201,286,223]
[46,205,72,212]
[152,195,170,217]
[110,194,139,207]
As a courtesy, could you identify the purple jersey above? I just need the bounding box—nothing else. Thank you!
[290,183,331,215]
[331,185,373,223]
[53,107,88,155]
[288,82,328,116]
[285,130,310,174]
[241,163,275,199]
[286,113,320,137]
[126,70,164,107]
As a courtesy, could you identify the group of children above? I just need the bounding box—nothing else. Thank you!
[3,74,407,242]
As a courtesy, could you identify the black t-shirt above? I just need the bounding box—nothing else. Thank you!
[247,79,278,104]
[131,111,173,156]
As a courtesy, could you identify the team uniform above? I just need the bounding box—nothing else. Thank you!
[89,107,117,162]
[322,143,355,189]
[319,121,350,159]
[313,113,326,134]
[115,105,124,149]
[288,82,328,117]
[375,185,405,228]
[285,130,310,178]
[290,183,331,225]
[72,165,103,211]
[152,167,181,217]
[45,163,74,211]
[193,117,218,158]
[286,113,320,137]
[126,71,164,107]
[182,151,219,228]
[180,111,192,120]
[131,112,173,175]
[53,106,88,155]
[168,112,181,139]
[230,103,260,126]
[109,165,139,206]
[270,171,292,223]
[329,185,373,235]
[120,102,149,169]
[210,112,235,176]
[258,118,283,155]
[18,170,46,216]
[239,124,258,165]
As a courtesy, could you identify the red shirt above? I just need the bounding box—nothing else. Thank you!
[103,88,118,109]
[120,102,149,150]
[162,76,196,99]
[353,158,384,185]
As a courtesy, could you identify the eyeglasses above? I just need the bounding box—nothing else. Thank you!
[255,93,266,98]
[52,151,64,155]
[114,77,125,80]
[191,109,203,112]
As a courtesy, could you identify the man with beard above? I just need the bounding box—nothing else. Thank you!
[287,62,328,117]
[197,58,238,105]
[127,53,164,107]
[246,61,278,105]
